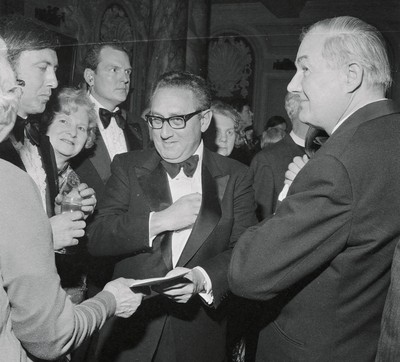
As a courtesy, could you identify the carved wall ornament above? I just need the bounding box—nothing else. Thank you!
[100,4,134,54]
[208,37,253,98]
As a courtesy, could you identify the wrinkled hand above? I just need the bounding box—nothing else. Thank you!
[284,155,309,187]
[77,183,97,218]
[50,212,86,251]
[154,267,205,304]
[103,278,143,318]
[151,193,201,236]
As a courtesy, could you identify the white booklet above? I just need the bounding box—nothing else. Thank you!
[130,270,188,289]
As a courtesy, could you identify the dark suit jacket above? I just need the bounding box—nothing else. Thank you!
[376,239,400,361]
[250,134,305,220]
[229,100,400,362]
[87,147,256,362]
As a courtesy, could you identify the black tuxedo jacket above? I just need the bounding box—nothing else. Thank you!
[71,111,150,290]
[250,134,305,220]
[72,111,150,201]
[87,147,257,362]
[229,100,400,361]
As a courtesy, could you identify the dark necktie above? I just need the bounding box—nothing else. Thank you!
[161,155,199,179]
[99,108,126,129]
[13,116,40,146]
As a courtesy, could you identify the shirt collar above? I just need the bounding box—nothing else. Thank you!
[331,98,387,134]
[289,131,305,147]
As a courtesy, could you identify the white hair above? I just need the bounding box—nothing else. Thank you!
[302,16,392,92]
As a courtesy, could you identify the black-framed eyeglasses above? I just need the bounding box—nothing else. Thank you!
[145,109,206,129]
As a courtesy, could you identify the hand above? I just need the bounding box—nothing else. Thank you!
[103,278,143,318]
[153,267,205,304]
[50,212,86,251]
[77,183,97,219]
[150,193,201,236]
[284,155,309,187]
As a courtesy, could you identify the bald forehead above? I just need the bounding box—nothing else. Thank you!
[152,86,198,107]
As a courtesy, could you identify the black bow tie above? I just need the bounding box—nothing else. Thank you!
[99,108,126,129]
[13,116,40,146]
[161,155,199,179]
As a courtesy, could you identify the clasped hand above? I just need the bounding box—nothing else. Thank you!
[150,193,201,236]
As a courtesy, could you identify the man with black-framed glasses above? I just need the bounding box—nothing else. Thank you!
[87,70,257,362]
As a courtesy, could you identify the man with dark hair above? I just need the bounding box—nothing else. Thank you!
[230,16,400,361]
[72,43,151,297]
[0,17,98,362]
[87,70,256,362]
[74,43,149,201]
[0,14,92,255]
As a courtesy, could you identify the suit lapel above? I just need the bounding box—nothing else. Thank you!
[177,150,225,267]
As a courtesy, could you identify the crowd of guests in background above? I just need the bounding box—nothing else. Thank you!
[1,11,400,362]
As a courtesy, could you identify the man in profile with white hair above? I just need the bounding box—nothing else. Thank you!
[230,16,400,361]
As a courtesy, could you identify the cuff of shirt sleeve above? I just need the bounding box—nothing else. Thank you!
[149,211,156,247]
[194,266,214,305]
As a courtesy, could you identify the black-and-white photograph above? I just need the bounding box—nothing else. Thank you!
[0,1,400,361]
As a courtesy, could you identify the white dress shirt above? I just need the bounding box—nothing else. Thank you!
[10,134,48,213]
[150,141,213,302]
[89,95,127,161]
[289,130,305,147]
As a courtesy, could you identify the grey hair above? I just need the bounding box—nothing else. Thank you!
[302,16,392,92]
[284,92,301,121]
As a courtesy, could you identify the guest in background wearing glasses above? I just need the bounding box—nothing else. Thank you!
[87,71,257,362]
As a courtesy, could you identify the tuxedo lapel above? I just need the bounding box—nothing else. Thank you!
[177,155,223,267]
[137,152,173,269]
[39,135,58,216]
[89,133,112,184]
[136,153,172,212]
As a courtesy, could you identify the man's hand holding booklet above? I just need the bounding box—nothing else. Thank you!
[130,269,188,298]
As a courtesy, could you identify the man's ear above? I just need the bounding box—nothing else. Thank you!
[83,68,95,86]
[344,62,363,93]
[200,110,212,133]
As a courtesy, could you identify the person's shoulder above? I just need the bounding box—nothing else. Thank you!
[0,159,30,184]
[0,159,39,201]
[114,148,156,165]
[206,148,249,174]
